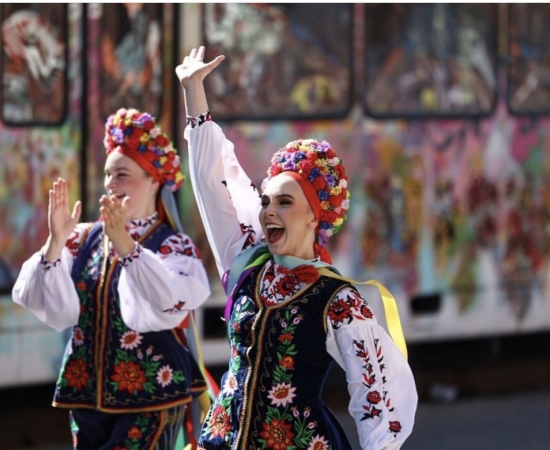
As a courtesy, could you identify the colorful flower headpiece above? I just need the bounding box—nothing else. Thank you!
[103,108,185,192]
[265,139,350,241]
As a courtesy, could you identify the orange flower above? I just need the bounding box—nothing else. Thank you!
[127,426,142,440]
[63,359,90,390]
[279,355,295,370]
[259,418,295,450]
[110,361,147,394]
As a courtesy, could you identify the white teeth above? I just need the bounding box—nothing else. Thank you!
[266,224,283,229]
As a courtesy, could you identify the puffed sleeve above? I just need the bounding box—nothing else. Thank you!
[11,223,91,332]
[325,285,417,450]
[118,232,211,332]
[185,116,262,278]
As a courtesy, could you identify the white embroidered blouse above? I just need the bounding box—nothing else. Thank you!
[12,214,210,333]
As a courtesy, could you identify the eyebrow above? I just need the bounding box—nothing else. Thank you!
[262,193,295,200]
[105,166,131,173]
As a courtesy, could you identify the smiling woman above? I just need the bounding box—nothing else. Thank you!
[11,107,212,449]
[177,46,418,450]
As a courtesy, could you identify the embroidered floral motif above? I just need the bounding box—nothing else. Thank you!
[156,365,174,387]
[389,421,402,433]
[163,300,187,314]
[267,382,297,407]
[260,261,313,305]
[207,404,232,439]
[111,361,147,394]
[259,417,296,449]
[73,327,84,346]
[352,339,381,421]
[40,253,60,270]
[120,330,143,350]
[222,372,238,395]
[120,244,142,266]
[240,223,257,251]
[328,287,374,329]
[307,434,330,450]
[62,359,90,391]
[186,111,212,128]
[109,317,186,395]
[257,307,329,449]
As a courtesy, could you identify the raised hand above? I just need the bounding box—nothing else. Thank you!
[175,46,225,88]
[99,195,135,257]
[44,178,81,260]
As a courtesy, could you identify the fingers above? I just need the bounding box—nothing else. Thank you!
[100,195,126,230]
[209,55,225,70]
[197,46,205,59]
[50,178,68,210]
[72,200,82,222]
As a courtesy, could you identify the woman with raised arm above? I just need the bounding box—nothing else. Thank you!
[12,108,211,449]
[177,46,417,450]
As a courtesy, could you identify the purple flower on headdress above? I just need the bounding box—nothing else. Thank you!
[325,174,336,187]
[137,113,153,124]
[283,160,296,171]
[112,129,124,144]
[124,126,134,136]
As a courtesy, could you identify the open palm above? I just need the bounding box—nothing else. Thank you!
[48,178,81,244]
[175,46,225,87]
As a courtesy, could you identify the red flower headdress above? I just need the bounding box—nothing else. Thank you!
[103,108,185,192]
[264,138,350,243]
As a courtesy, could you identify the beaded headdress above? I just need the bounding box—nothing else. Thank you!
[265,138,350,243]
[103,108,185,192]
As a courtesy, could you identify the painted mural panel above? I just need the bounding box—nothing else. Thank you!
[0,4,67,124]
[0,4,83,387]
[364,3,497,117]
[99,3,163,119]
[202,3,352,119]
[508,4,550,114]
[352,111,550,339]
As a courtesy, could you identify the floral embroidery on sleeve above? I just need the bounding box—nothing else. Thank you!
[161,233,202,259]
[240,223,257,252]
[327,287,374,329]
[40,253,61,271]
[353,338,402,436]
[162,300,187,314]
[186,111,212,128]
[120,244,143,267]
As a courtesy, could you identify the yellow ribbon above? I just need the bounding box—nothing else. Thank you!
[317,268,408,360]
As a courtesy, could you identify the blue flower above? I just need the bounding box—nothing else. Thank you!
[318,190,329,201]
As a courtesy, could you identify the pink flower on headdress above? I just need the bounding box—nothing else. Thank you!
[104,108,185,192]
[265,139,350,239]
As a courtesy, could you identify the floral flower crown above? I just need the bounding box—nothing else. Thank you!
[265,139,350,241]
[103,108,185,192]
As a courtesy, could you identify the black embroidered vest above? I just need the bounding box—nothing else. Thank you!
[198,259,353,449]
[53,221,205,412]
